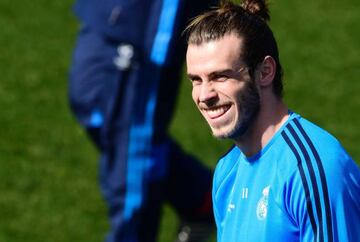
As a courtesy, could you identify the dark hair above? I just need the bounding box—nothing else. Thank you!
[185,0,283,98]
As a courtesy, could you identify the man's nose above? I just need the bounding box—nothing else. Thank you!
[199,81,217,103]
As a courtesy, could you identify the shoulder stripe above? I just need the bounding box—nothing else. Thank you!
[293,119,334,242]
[281,131,318,238]
[287,123,325,242]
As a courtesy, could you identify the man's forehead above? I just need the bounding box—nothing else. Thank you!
[186,33,244,69]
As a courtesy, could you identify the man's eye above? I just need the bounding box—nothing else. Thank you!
[190,78,202,85]
[215,75,228,82]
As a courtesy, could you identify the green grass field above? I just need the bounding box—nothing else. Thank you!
[0,0,359,241]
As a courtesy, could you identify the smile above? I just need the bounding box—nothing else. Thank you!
[203,104,231,119]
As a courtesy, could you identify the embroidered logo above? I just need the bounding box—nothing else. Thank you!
[256,186,270,220]
[227,203,235,212]
[227,186,236,212]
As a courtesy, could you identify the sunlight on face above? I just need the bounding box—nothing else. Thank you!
[186,33,260,139]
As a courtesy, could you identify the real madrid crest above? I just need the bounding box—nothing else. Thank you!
[256,186,270,221]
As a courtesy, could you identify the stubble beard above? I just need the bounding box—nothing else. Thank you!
[213,80,260,140]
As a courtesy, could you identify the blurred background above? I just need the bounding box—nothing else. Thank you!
[0,0,359,241]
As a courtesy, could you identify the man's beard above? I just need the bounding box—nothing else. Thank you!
[215,80,260,140]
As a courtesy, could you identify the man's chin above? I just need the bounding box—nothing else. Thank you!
[211,128,234,140]
[210,124,250,140]
[212,133,229,140]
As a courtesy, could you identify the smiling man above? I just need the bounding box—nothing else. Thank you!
[187,33,262,142]
[185,1,360,242]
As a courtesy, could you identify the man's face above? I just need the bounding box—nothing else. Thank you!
[186,33,260,140]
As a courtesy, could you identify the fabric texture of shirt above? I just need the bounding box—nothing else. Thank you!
[213,112,360,242]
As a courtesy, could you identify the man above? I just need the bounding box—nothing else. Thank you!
[185,1,360,241]
[68,0,216,241]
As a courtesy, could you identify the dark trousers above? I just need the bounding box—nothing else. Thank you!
[68,23,213,242]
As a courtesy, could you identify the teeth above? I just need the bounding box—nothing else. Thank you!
[205,106,229,118]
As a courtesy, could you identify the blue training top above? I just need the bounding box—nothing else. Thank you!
[213,112,360,242]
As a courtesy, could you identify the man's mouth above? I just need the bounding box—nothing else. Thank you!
[203,104,231,119]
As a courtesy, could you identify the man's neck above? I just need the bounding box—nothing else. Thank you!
[234,97,289,157]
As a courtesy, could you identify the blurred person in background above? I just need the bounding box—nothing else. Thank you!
[68,0,217,241]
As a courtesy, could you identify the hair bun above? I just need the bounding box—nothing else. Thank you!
[241,0,270,22]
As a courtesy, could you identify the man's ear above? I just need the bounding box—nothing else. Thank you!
[258,55,276,87]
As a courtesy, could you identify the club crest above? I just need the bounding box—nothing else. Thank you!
[256,186,270,220]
